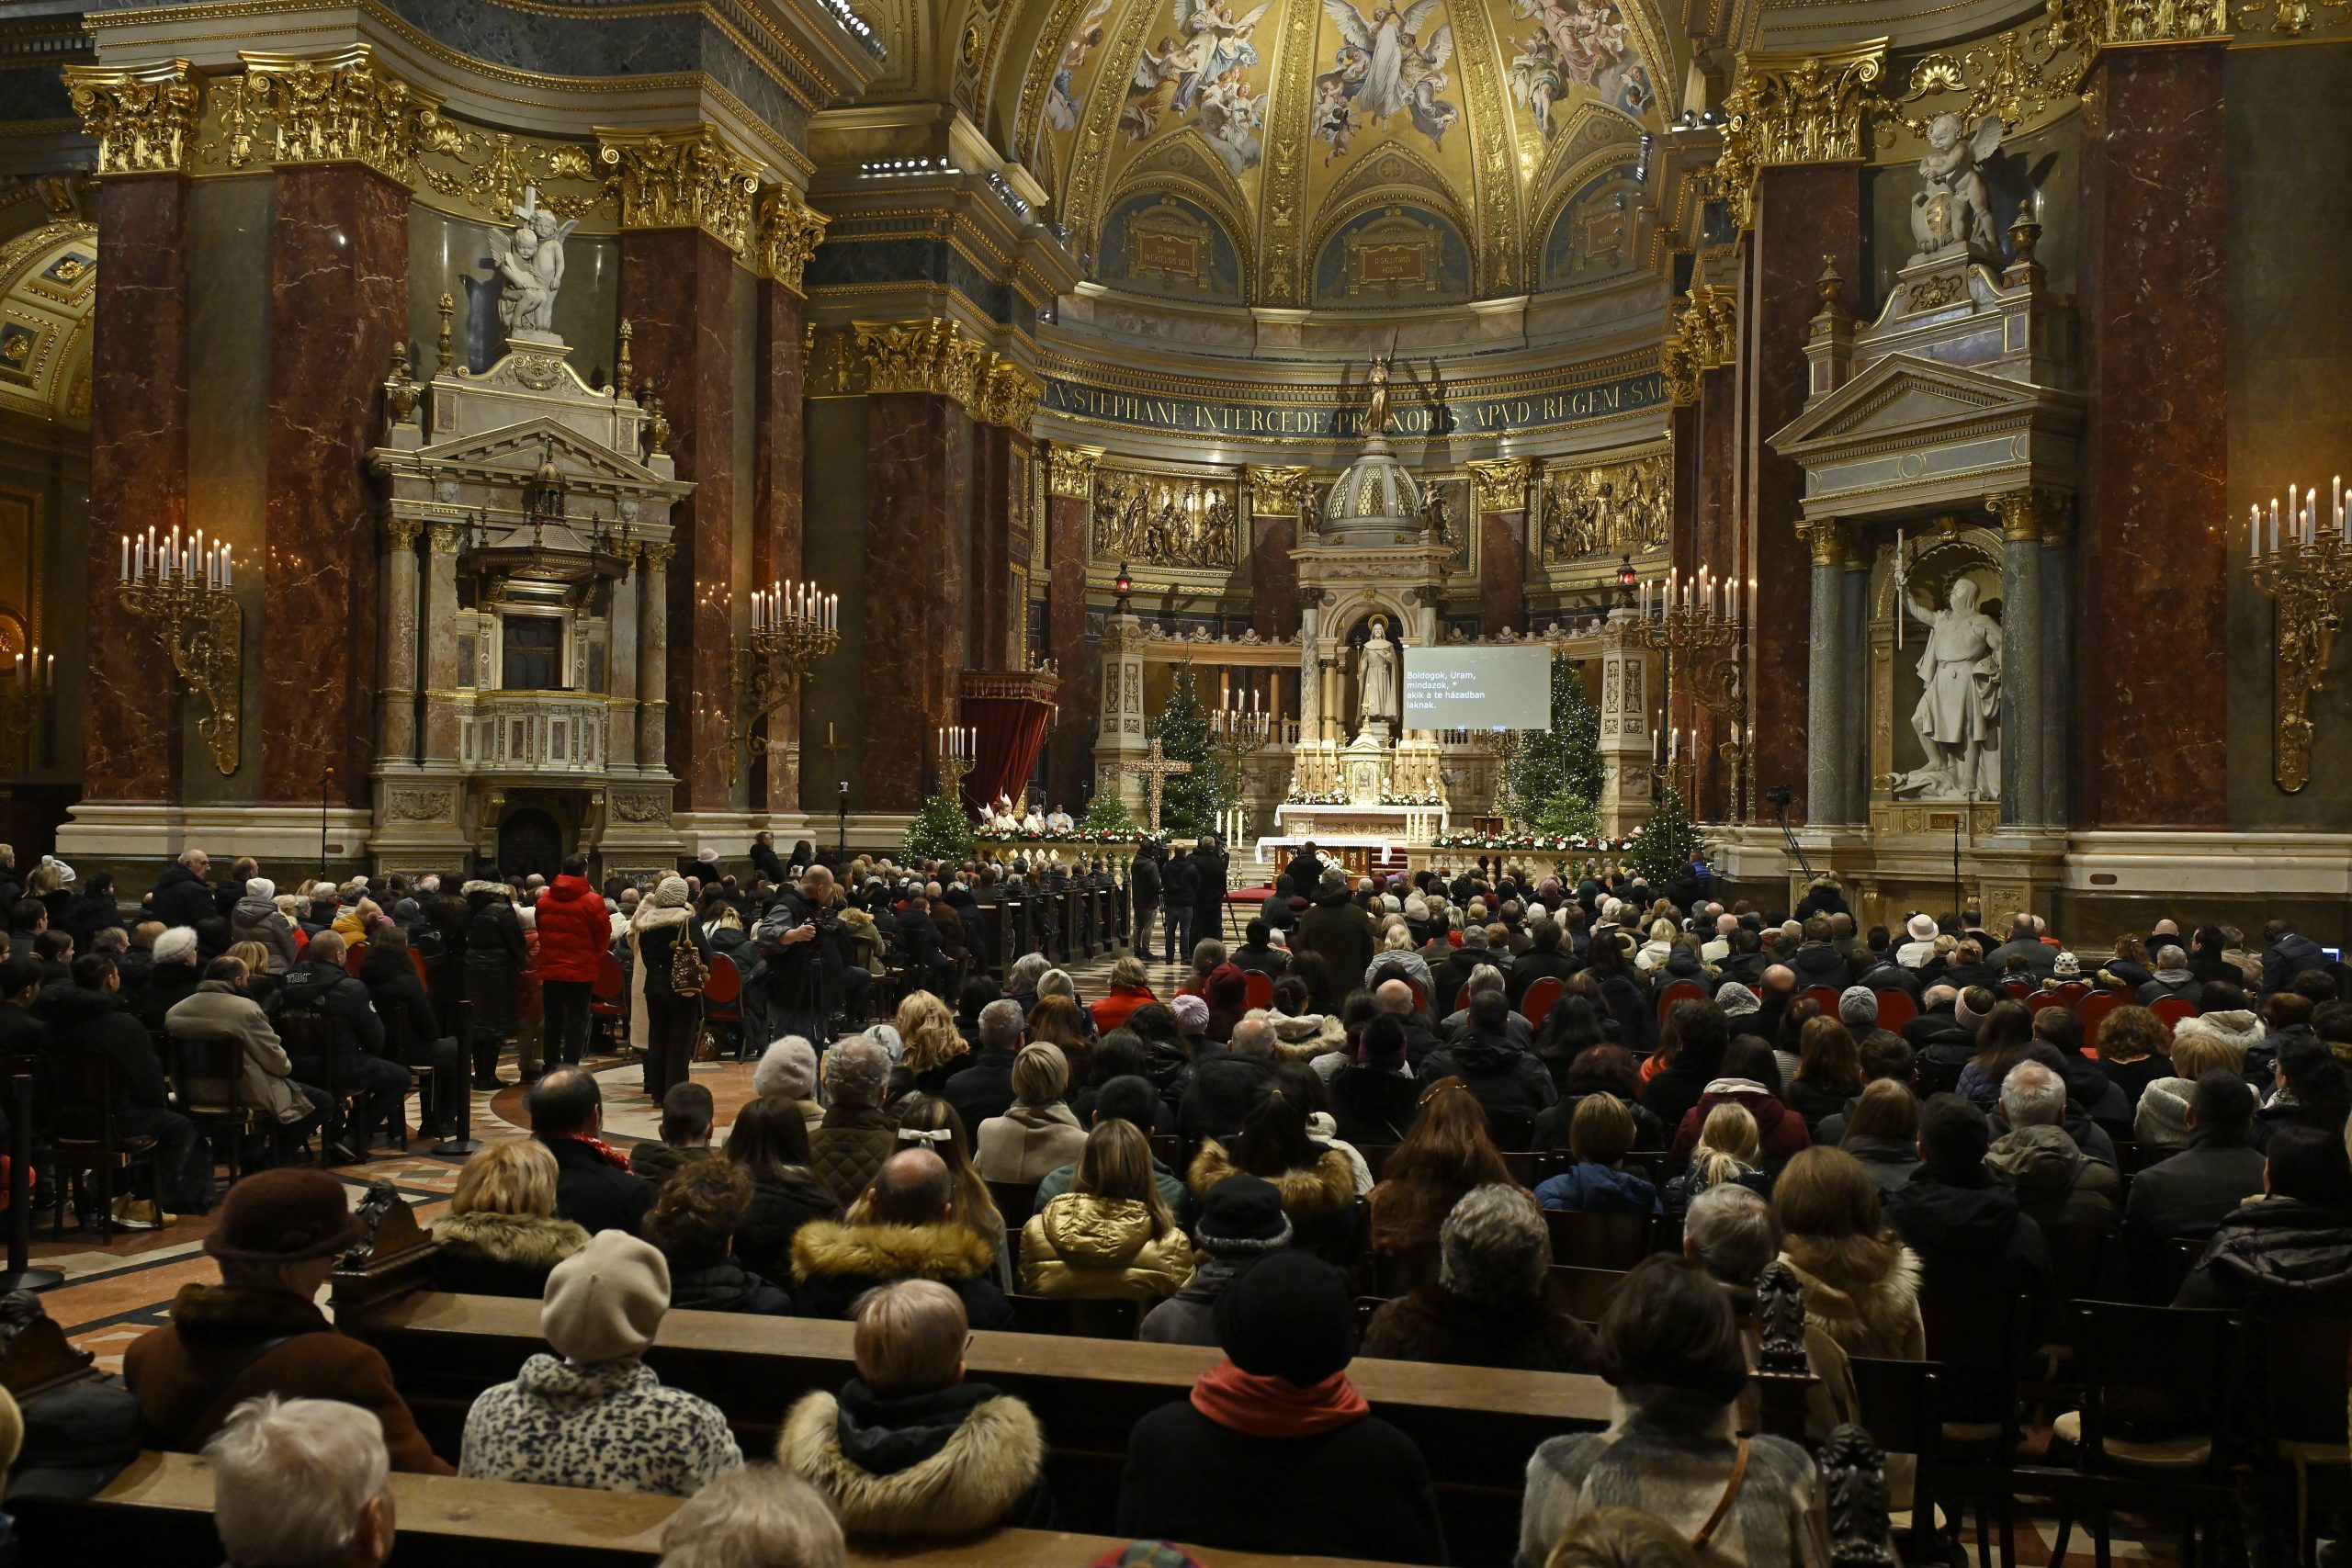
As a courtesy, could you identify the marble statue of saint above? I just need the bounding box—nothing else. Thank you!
[1899,576,2001,797]
[492,187,579,338]
[1356,615,1398,742]
[1909,114,2004,266]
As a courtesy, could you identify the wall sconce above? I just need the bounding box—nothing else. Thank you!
[2250,480,2352,793]
[119,527,241,776]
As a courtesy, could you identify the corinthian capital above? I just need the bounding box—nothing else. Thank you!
[755,187,829,294]
[596,126,766,256]
[1714,41,1890,228]
[64,59,205,176]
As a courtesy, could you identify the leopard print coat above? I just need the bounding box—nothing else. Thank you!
[459,1354,741,1496]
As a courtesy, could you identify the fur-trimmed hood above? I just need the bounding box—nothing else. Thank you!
[432,1209,589,1269]
[779,1384,1044,1541]
[1268,1009,1347,1059]
[791,1219,997,1286]
[1778,1240,1925,1360]
[1185,1139,1356,1221]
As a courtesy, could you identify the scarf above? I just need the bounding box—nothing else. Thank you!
[551,1129,632,1171]
[1189,1359,1368,1438]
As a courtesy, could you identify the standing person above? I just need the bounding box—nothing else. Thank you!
[536,853,610,1068]
[756,865,846,1045]
[1129,840,1164,962]
[1161,842,1198,964]
[1192,833,1230,950]
[458,880,527,1090]
[628,875,709,1102]
[1293,871,1376,986]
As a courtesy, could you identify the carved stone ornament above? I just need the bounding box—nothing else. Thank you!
[1539,450,1670,566]
[218,46,458,180]
[1468,457,1532,515]
[857,319,989,408]
[386,787,454,822]
[1986,486,2072,545]
[1048,446,1101,499]
[64,60,206,176]
[597,126,765,256]
[976,355,1044,430]
[755,187,830,294]
[1246,465,1314,516]
[1819,1424,1900,1568]
[611,789,673,824]
[1714,41,1891,228]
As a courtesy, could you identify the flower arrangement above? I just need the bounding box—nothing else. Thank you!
[1287,789,1350,806]
[977,827,1146,845]
[1431,829,1634,852]
[1380,790,1445,806]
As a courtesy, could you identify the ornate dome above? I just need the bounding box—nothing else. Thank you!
[1324,439,1425,536]
[976,0,1674,308]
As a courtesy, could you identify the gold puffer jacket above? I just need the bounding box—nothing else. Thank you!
[1017,1192,1194,1304]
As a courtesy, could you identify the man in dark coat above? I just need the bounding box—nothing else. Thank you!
[1160,843,1198,964]
[43,953,209,1214]
[1984,915,2058,978]
[1129,842,1164,961]
[528,1066,653,1237]
[1291,872,1374,987]
[2259,919,2335,998]
[943,998,1024,1142]
[149,851,218,931]
[278,931,412,1156]
[1786,918,1853,992]
[2172,1125,2352,1313]
[788,1149,1013,1328]
[1284,842,1323,901]
[2122,1067,2269,1298]
[1885,1092,2052,1330]
[750,831,786,886]
[1191,834,1230,949]
[1419,991,1558,1128]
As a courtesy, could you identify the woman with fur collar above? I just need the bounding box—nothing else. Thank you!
[1019,1121,1194,1304]
[973,1043,1090,1183]
[1771,1146,1926,1363]
[432,1140,588,1299]
[1265,975,1350,1063]
[778,1279,1053,1542]
[1188,1079,1359,1256]
[791,1148,1014,1327]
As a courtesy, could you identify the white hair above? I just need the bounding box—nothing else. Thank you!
[177,848,208,867]
[1007,953,1051,994]
[2000,1060,2067,1127]
[204,1395,388,1568]
[658,1464,846,1568]
[824,1033,892,1109]
[1467,963,1505,996]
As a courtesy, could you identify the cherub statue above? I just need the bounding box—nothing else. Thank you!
[1909,114,2004,266]
[491,186,579,338]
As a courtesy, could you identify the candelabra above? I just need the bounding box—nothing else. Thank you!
[0,649,52,762]
[1639,565,1749,818]
[1210,696,1274,844]
[935,724,976,803]
[720,579,840,785]
[119,526,241,776]
[1477,727,1525,829]
[2250,479,2352,793]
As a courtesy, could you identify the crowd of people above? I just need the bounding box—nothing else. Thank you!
[12,833,2351,1567]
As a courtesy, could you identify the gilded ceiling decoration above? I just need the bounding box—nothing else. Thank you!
[1000,0,1670,303]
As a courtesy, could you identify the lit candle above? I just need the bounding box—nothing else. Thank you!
[2271,498,2280,555]
[119,536,129,581]
[2251,504,2262,561]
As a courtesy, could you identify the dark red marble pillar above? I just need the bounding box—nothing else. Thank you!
[623,229,738,811]
[1477,509,1526,635]
[2076,41,2230,829]
[971,421,1015,668]
[86,175,189,803]
[751,278,805,814]
[1046,484,1095,808]
[1251,505,1298,637]
[1689,365,1741,822]
[261,164,407,804]
[1742,164,1863,828]
[863,392,971,811]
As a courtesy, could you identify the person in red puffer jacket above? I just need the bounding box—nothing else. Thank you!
[535,854,614,1067]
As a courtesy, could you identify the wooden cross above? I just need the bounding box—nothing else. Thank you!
[1113,737,1193,833]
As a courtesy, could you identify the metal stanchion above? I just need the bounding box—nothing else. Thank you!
[0,1075,61,1291]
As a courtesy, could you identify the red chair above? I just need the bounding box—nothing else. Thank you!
[1801,986,1842,1016]
[1521,976,1565,1023]
[1453,985,1472,1013]
[2075,989,2125,1050]
[2150,997,2199,1038]
[2049,982,2088,1007]
[2026,991,2074,1016]
[2003,981,2033,1000]
[1655,981,1705,1026]
[703,953,744,1057]
[1872,988,1917,1032]
[1243,971,1275,1012]
[342,940,368,977]
[1408,981,1429,1014]
[591,953,628,1053]
[410,947,428,987]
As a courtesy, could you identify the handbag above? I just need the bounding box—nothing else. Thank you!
[668,929,708,998]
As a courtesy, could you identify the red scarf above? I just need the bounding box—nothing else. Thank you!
[1190,1358,1369,1438]
[552,1130,632,1171]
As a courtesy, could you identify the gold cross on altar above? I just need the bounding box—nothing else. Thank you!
[1114,738,1193,833]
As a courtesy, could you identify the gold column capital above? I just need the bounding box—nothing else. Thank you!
[1048,445,1102,499]
[1468,457,1534,514]
[596,125,765,256]
[1987,486,2073,545]
[384,515,421,551]
[856,318,989,410]
[1245,464,1315,515]
[976,355,1043,430]
[754,186,829,294]
[1802,516,1851,566]
[221,45,449,180]
[426,520,463,554]
[641,540,675,570]
[64,59,205,176]
[1714,40,1891,228]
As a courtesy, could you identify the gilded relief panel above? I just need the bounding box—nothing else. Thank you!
[1535,445,1668,570]
[1092,468,1240,570]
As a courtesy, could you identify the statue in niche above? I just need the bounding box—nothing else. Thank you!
[1893,576,2002,799]
[1355,615,1398,744]
[491,186,579,339]
[1908,114,2005,267]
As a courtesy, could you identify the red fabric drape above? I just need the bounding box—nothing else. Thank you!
[959,695,1054,812]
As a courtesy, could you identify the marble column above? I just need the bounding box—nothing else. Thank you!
[970,421,1016,668]
[1993,491,2046,828]
[1841,538,1871,828]
[422,523,461,764]
[639,544,671,773]
[1470,458,1530,637]
[606,544,640,771]
[1803,521,1847,826]
[1745,164,1865,827]
[621,229,736,807]
[1044,462,1095,807]
[863,391,971,811]
[2040,517,2073,827]
[86,174,188,802]
[378,519,421,765]
[752,277,805,815]
[2077,39,2229,828]
[261,164,408,805]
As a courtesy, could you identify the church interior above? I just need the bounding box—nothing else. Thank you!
[0,0,2345,1563]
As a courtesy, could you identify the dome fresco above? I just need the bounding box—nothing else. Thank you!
[1005,0,1670,306]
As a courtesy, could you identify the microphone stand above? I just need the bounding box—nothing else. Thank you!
[318,766,334,884]
[1775,792,1814,883]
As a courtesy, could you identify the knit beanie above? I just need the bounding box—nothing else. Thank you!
[1838,986,1878,1026]
[543,1230,670,1363]
[1715,982,1760,1018]
[1170,994,1209,1032]
[1954,989,1988,1033]
[1212,1247,1354,1385]
[2052,951,2081,978]
[650,874,690,908]
[1191,1174,1293,1258]
[245,877,275,901]
[1906,913,1938,942]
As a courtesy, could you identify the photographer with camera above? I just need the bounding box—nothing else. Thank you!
[755,864,857,1044]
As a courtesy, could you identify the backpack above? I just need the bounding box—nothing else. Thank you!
[668,928,708,998]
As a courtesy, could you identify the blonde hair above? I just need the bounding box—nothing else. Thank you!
[274,894,300,919]
[2168,1032,2243,1080]
[895,990,965,1075]
[1011,1041,1070,1105]
[449,1139,559,1218]
[226,941,272,976]
[851,1278,967,1395]
[1689,1101,1760,1189]
[1110,955,1149,990]
[1073,1119,1175,1235]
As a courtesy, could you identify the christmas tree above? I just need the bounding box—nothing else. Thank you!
[1504,654,1603,839]
[901,780,976,863]
[1149,660,1221,840]
[1628,779,1708,889]
[1081,790,1140,839]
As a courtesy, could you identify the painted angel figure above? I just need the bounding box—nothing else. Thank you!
[1404,23,1458,148]
[1199,68,1270,175]
[1910,113,2004,265]
[1176,0,1272,109]
[1321,0,1445,126]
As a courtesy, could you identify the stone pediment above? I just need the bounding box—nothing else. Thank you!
[1769,353,2075,461]
[380,415,689,497]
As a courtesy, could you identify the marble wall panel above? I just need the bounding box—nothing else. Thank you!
[971,421,1015,669]
[1250,509,1297,637]
[752,280,805,815]
[862,391,970,812]
[801,397,868,813]
[1046,490,1096,809]
[260,165,406,805]
[2076,42,2229,829]
[85,175,187,803]
[1478,509,1527,635]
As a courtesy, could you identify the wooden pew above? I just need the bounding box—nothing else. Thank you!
[339,1288,1611,1565]
[22,1451,1431,1568]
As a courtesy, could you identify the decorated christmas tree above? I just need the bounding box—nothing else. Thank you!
[1149,660,1221,840]
[1628,779,1707,889]
[901,780,977,863]
[1081,790,1140,839]
[1503,654,1603,840]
